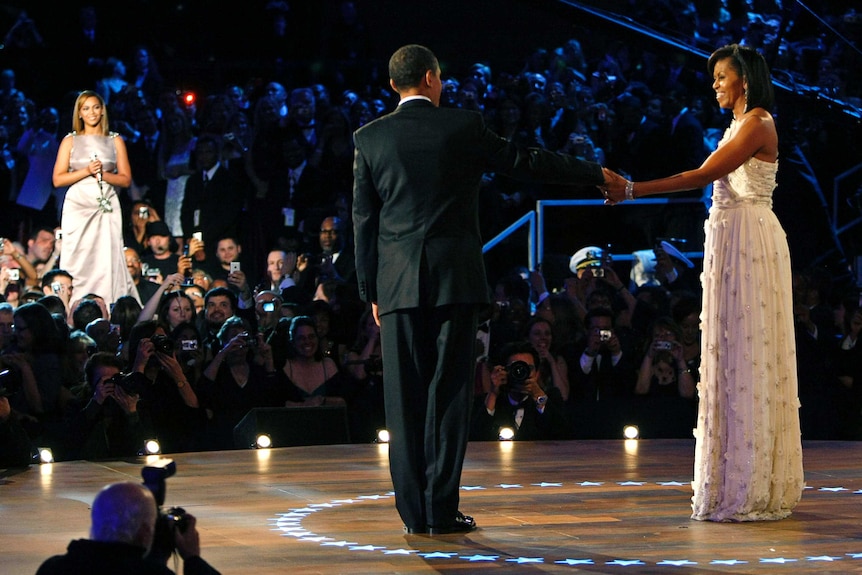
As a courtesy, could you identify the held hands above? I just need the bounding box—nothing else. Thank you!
[600,168,630,204]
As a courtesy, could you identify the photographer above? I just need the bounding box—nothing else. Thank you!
[124,320,206,453]
[471,341,568,441]
[0,381,33,467]
[569,306,635,404]
[63,352,153,461]
[36,481,220,575]
[197,316,280,450]
[634,316,695,398]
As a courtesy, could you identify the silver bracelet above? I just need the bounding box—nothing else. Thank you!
[625,180,634,201]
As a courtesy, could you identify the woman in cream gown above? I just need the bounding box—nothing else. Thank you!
[53,90,140,306]
[602,44,804,521]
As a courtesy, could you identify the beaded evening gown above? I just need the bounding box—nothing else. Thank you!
[60,133,140,305]
[691,120,804,521]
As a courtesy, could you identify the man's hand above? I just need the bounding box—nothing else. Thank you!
[601,168,628,204]
[371,302,381,327]
[173,513,202,560]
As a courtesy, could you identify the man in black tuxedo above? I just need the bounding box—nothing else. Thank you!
[180,134,248,263]
[352,44,608,535]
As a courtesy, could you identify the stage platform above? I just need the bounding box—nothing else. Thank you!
[4,439,862,574]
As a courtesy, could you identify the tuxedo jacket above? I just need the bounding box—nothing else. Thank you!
[180,164,248,251]
[353,99,604,314]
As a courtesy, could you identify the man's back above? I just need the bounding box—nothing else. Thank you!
[353,100,492,312]
[37,539,173,575]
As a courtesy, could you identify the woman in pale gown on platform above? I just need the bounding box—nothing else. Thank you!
[52,90,140,306]
[602,44,803,521]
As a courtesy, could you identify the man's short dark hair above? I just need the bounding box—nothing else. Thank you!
[84,351,124,386]
[584,306,615,329]
[29,226,55,242]
[72,298,103,331]
[36,294,66,316]
[41,269,73,289]
[389,44,438,90]
[496,340,539,369]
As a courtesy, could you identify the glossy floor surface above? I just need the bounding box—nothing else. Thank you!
[4,440,862,574]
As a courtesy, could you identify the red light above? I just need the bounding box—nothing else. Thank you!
[182,92,196,106]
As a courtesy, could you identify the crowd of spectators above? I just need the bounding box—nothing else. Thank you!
[2,1,862,465]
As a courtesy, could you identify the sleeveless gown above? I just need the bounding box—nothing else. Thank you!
[60,133,140,305]
[691,120,804,521]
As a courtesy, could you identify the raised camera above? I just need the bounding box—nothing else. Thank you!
[599,329,612,342]
[151,334,175,354]
[0,368,21,397]
[8,268,19,282]
[108,372,148,396]
[180,340,198,351]
[241,332,257,348]
[506,360,533,383]
[262,301,276,312]
[164,506,190,533]
[654,340,672,350]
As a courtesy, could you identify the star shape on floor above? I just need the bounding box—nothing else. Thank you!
[420,551,458,559]
[807,555,842,561]
[460,554,499,561]
[556,558,594,565]
[506,557,544,563]
[658,559,697,566]
[711,559,748,565]
[606,559,645,566]
[760,557,797,564]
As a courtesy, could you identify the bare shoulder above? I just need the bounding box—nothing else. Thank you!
[740,108,778,159]
[739,109,775,133]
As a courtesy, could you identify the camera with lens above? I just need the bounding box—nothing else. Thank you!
[238,331,257,349]
[151,334,175,355]
[505,360,533,384]
[599,329,613,342]
[106,372,148,396]
[142,459,189,564]
[164,506,190,533]
[0,368,21,398]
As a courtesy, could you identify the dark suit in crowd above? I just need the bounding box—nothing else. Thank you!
[180,136,248,260]
[352,44,606,534]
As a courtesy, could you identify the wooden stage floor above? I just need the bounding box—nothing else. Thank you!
[4,439,862,574]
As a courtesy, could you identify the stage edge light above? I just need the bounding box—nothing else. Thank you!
[623,425,640,440]
[37,447,54,464]
[375,429,390,443]
[254,434,272,449]
[498,427,515,441]
[143,439,161,455]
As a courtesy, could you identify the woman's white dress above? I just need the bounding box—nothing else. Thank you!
[60,133,140,305]
[691,120,804,521]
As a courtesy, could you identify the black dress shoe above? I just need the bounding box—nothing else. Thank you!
[427,511,477,535]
